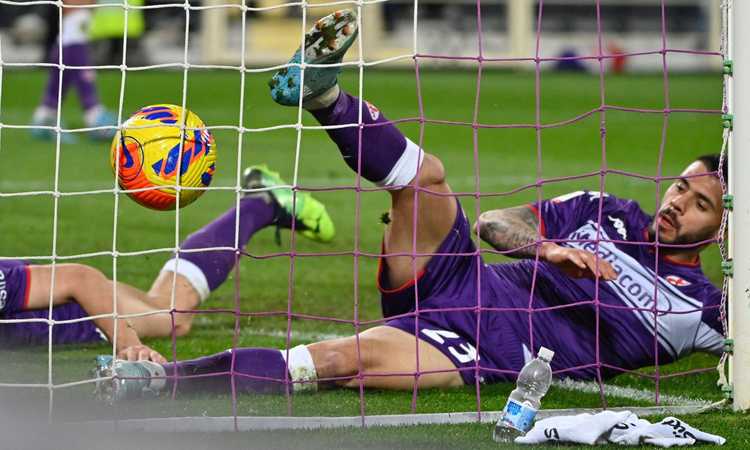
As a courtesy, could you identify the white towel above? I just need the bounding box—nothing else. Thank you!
[515,411,725,447]
[514,411,633,445]
[608,415,726,447]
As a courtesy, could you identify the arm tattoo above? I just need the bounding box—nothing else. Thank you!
[478,206,542,259]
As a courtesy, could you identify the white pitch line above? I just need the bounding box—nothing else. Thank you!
[242,328,347,342]
[554,378,711,407]
[74,405,714,433]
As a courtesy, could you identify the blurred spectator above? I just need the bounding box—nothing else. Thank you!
[607,42,627,74]
[31,0,117,142]
[89,0,147,65]
[555,49,587,72]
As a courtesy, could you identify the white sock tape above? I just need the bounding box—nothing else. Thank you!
[60,10,91,46]
[280,345,318,393]
[160,258,210,303]
[376,137,425,187]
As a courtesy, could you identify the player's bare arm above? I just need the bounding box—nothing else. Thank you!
[476,206,541,259]
[477,206,617,280]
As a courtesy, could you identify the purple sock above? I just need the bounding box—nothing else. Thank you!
[179,196,276,291]
[311,90,409,184]
[68,46,100,111]
[41,45,70,109]
[163,348,288,394]
[42,43,99,111]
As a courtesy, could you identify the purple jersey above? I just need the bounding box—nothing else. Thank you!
[382,204,526,385]
[0,260,106,346]
[524,191,723,378]
[0,260,30,314]
[382,193,723,384]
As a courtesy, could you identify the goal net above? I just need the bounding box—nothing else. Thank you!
[0,0,744,430]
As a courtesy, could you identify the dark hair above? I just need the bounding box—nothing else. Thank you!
[696,153,728,183]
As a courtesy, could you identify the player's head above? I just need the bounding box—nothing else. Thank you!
[651,154,726,248]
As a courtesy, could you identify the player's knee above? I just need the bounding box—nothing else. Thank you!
[417,153,446,186]
[320,348,352,377]
[61,264,107,297]
[78,264,107,288]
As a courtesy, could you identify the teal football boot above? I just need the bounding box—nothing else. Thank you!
[88,108,117,141]
[269,9,358,106]
[93,355,164,403]
[30,115,76,144]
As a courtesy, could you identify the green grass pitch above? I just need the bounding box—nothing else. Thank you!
[1,67,747,447]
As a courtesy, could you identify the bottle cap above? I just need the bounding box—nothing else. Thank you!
[538,346,555,361]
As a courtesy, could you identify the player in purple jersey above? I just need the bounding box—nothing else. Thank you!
[2,165,334,363]
[477,178,724,379]
[95,10,725,401]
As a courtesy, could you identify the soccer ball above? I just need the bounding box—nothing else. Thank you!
[111,104,217,210]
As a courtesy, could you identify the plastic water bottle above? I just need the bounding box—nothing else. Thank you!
[493,346,555,443]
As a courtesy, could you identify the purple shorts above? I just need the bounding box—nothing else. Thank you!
[0,259,31,314]
[379,203,526,385]
[0,260,105,346]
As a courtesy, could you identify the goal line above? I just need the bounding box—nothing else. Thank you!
[73,404,722,433]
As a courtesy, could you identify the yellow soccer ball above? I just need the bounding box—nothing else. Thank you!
[111,104,216,210]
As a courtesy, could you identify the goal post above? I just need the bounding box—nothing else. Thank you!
[729,0,750,412]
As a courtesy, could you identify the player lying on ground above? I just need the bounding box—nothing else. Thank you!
[1,166,334,363]
[95,10,725,400]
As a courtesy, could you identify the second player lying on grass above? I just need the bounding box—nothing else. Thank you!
[0,166,334,363]
[94,10,725,400]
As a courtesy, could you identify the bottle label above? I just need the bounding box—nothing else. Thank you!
[499,399,538,433]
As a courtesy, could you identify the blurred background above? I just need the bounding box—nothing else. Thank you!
[0,0,721,71]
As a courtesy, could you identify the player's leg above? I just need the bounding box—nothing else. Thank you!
[145,165,335,324]
[269,10,457,288]
[93,325,461,401]
[181,326,462,391]
[31,43,73,141]
[16,168,334,343]
[308,326,463,389]
[308,90,456,288]
[67,40,117,141]
[379,156,457,288]
[32,8,114,141]
[136,190,279,336]
[26,264,117,311]
[24,264,170,354]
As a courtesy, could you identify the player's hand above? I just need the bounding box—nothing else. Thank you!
[540,243,617,281]
[118,345,167,364]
